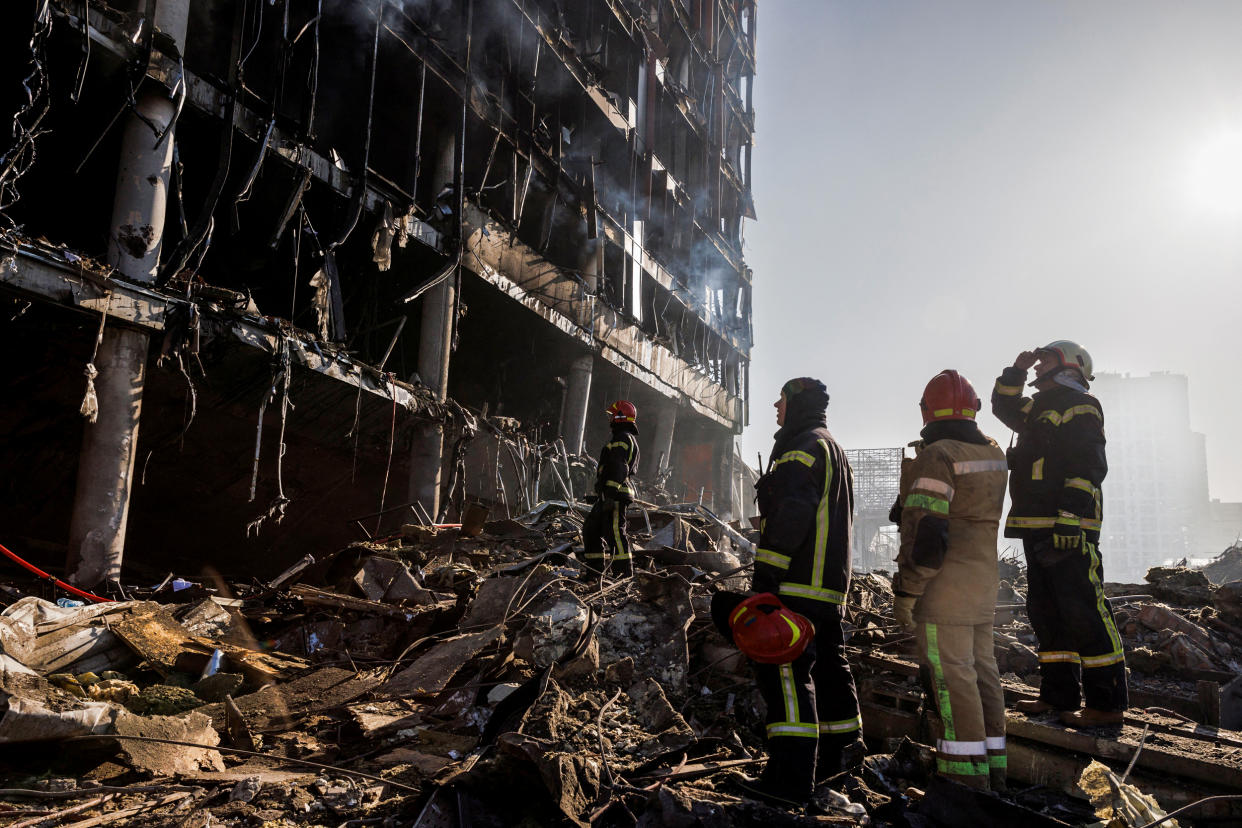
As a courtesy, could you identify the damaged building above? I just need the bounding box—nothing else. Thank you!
[5,2,1242,828]
[0,0,755,585]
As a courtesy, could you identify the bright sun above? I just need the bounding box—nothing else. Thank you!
[1186,129,1242,217]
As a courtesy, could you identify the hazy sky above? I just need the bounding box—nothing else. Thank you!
[740,1,1242,501]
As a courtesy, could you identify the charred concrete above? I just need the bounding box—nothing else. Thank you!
[0,0,756,582]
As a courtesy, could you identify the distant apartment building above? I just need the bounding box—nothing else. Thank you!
[1091,372,1210,581]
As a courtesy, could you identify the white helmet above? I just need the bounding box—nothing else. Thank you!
[1036,340,1094,382]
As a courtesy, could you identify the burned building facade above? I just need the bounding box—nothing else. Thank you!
[0,0,755,583]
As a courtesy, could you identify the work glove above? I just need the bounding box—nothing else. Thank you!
[1052,516,1083,550]
[893,594,917,632]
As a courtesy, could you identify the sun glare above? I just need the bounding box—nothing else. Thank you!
[1186,129,1242,217]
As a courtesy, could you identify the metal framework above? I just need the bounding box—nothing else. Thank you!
[845,447,904,572]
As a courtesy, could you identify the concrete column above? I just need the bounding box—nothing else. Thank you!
[644,403,677,480]
[715,433,736,519]
[562,353,594,457]
[408,128,458,520]
[66,0,189,587]
[560,237,600,456]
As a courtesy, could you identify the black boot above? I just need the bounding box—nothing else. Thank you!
[816,735,866,784]
[734,773,809,810]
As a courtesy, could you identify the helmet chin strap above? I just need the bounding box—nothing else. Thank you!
[1029,367,1087,392]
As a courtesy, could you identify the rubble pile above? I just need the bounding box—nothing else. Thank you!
[0,502,912,827]
[3,520,1242,825]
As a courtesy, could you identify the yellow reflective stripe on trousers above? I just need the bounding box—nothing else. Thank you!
[773,449,816,468]
[612,506,630,559]
[811,438,833,591]
[819,715,861,734]
[605,480,632,496]
[1038,650,1080,664]
[1080,651,1125,667]
[904,493,950,514]
[925,623,955,741]
[989,754,1007,769]
[779,583,845,604]
[937,758,990,776]
[755,548,791,569]
[781,663,798,723]
[938,739,987,756]
[1084,540,1124,668]
[767,723,819,738]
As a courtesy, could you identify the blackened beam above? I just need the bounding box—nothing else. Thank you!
[0,238,436,415]
[377,2,748,345]
[656,0,755,74]
[83,4,745,363]
[377,29,752,357]
[84,4,743,353]
[501,0,746,273]
[83,7,441,254]
[460,204,742,429]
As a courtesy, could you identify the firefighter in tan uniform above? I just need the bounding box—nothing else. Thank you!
[891,371,1009,790]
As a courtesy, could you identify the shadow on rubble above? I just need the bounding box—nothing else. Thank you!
[3,508,1240,824]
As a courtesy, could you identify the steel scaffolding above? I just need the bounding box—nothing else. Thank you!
[845,447,905,572]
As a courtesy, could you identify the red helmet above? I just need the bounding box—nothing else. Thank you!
[606,400,637,424]
[920,370,980,425]
[728,593,815,664]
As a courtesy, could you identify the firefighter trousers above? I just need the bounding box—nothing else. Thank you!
[580,499,632,577]
[916,621,1007,790]
[752,602,861,799]
[1024,534,1127,712]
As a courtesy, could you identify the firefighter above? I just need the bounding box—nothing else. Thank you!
[891,370,1009,790]
[580,400,640,578]
[991,341,1127,726]
[733,377,863,807]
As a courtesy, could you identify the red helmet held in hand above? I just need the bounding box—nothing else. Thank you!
[920,370,981,425]
[729,593,815,664]
[607,400,637,424]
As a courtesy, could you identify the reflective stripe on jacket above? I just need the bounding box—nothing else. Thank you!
[991,367,1107,539]
[754,426,854,606]
[894,436,1007,626]
[595,427,640,502]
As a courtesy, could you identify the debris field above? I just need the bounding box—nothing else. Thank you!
[1,505,1242,826]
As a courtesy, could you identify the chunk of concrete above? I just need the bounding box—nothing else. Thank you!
[114,708,225,775]
[382,627,502,698]
[598,573,694,686]
[514,594,592,668]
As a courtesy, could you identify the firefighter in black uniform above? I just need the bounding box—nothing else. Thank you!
[580,400,640,578]
[992,340,1127,726]
[738,377,864,807]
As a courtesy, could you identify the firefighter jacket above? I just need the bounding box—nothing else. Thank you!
[893,420,1008,626]
[753,411,855,607]
[991,368,1107,539]
[594,423,640,503]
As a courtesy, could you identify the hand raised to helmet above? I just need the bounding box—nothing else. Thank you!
[1013,351,1039,371]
